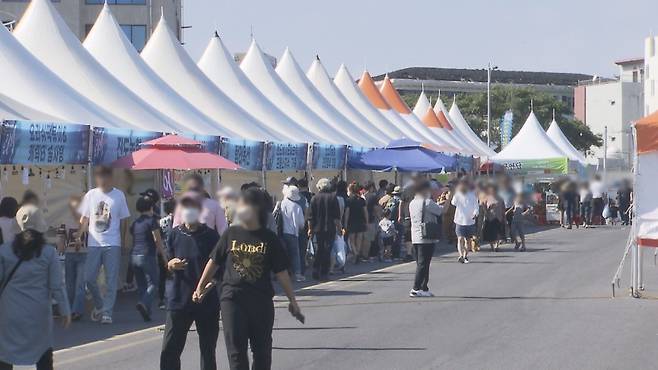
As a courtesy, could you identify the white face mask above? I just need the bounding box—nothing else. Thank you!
[235,205,255,223]
[180,207,200,224]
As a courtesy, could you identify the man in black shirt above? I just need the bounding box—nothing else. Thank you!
[308,178,341,280]
[363,181,381,259]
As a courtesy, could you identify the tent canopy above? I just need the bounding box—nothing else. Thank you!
[635,110,658,154]
[494,111,567,160]
[546,119,587,163]
[356,146,456,172]
[448,101,497,157]
[413,91,469,151]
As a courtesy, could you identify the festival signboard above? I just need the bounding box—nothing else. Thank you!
[0,120,89,165]
[180,133,222,154]
[495,157,568,175]
[265,142,308,171]
[91,127,162,165]
[311,143,347,170]
[220,138,265,171]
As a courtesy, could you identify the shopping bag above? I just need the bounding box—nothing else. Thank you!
[602,204,611,219]
[306,237,315,257]
[332,235,346,268]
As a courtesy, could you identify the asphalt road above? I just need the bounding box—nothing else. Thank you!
[21,224,658,370]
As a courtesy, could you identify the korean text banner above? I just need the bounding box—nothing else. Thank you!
[219,138,264,171]
[494,157,568,175]
[265,142,308,171]
[312,144,347,170]
[346,146,373,169]
[180,133,221,154]
[0,120,89,165]
[91,127,162,165]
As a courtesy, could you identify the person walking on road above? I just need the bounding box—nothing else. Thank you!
[160,193,221,370]
[452,179,479,264]
[409,179,443,297]
[194,187,303,370]
[58,195,87,322]
[308,178,341,281]
[280,185,305,282]
[79,166,131,325]
[579,182,592,228]
[590,175,605,225]
[344,183,368,263]
[0,205,71,370]
[173,173,227,234]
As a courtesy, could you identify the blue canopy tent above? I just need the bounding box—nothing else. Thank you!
[349,139,457,172]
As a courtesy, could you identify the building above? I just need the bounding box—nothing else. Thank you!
[374,67,593,108]
[0,0,181,51]
[644,36,658,115]
[573,59,644,168]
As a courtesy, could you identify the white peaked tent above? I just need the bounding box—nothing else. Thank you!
[333,65,404,141]
[0,93,60,121]
[492,111,568,174]
[432,97,478,152]
[197,33,313,143]
[275,49,382,147]
[13,0,180,132]
[0,20,129,127]
[83,5,223,135]
[307,58,390,145]
[240,40,347,144]
[412,91,468,151]
[546,119,587,164]
[141,18,279,140]
[448,102,497,157]
[379,76,451,147]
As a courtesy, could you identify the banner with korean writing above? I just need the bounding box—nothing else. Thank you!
[0,120,90,165]
[219,137,264,171]
[312,143,347,170]
[265,142,308,171]
[346,146,374,169]
[91,127,162,165]
[180,133,221,154]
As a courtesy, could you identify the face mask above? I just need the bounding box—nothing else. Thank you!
[235,205,255,223]
[180,207,200,224]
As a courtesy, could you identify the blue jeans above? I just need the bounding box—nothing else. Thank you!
[282,234,301,275]
[65,253,87,315]
[131,255,159,315]
[85,246,121,318]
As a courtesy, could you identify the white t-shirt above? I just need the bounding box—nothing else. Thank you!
[79,187,130,247]
[451,191,479,226]
[590,181,605,199]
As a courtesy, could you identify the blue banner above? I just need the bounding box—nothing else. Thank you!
[0,120,89,165]
[499,110,513,148]
[91,127,162,165]
[219,138,264,171]
[180,133,221,154]
[346,146,373,169]
[265,142,308,171]
[312,143,347,170]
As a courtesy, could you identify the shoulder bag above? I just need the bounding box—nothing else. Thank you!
[420,199,441,240]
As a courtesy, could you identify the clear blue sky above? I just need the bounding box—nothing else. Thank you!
[183,0,658,78]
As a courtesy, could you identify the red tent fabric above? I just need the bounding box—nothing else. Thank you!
[635,110,658,154]
[111,134,239,170]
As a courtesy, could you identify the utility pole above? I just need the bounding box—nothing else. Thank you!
[487,62,491,148]
[603,125,608,182]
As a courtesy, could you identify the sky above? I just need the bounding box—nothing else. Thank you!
[183,0,658,79]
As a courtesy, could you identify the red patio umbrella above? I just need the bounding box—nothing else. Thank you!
[111,134,240,170]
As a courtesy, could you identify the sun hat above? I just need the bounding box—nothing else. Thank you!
[15,205,48,233]
[286,186,301,201]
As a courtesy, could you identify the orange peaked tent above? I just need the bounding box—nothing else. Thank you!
[357,71,391,110]
[379,75,412,114]
[635,110,658,154]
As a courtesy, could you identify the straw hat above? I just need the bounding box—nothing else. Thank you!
[15,205,48,233]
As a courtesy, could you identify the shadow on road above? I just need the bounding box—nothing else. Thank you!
[273,346,426,351]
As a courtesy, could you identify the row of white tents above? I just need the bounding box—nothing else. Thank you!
[0,0,497,157]
[0,0,588,171]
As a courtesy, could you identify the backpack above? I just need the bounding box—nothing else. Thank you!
[385,197,400,222]
[272,201,284,237]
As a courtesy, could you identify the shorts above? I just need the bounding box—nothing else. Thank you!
[455,224,476,238]
[511,222,525,239]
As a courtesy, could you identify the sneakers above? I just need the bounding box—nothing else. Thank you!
[136,303,151,322]
[463,257,470,264]
[295,274,306,282]
[158,300,166,310]
[100,315,113,325]
[121,282,137,293]
[90,308,102,322]
[421,290,435,297]
[410,289,434,298]
[458,256,464,264]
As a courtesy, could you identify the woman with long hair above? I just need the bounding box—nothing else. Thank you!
[194,187,302,370]
[0,205,71,370]
[343,183,368,263]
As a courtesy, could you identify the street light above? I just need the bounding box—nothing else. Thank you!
[487,62,499,148]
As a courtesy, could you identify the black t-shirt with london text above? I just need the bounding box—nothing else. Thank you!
[211,225,288,300]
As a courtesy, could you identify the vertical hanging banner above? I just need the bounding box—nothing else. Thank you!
[0,120,90,165]
[91,127,162,165]
[265,142,308,171]
[499,110,514,148]
[161,169,175,199]
[219,137,265,171]
[180,133,221,154]
[311,143,347,170]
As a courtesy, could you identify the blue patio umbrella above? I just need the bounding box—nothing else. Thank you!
[357,145,456,172]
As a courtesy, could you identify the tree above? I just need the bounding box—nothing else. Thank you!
[401,86,602,154]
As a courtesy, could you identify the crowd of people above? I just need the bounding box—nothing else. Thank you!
[0,165,631,369]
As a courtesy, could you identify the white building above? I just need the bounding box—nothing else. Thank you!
[573,59,644,169]
[644,36,658,115]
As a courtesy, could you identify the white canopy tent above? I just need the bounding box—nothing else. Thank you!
[379,76,452,147]
[546,119,587,164]
[332,65,405,142]
[0,18,130,127]
[83,5,224,135]
[141,17,280,140]
[448,102,497,157]
[13,0,180,132]
[197,33,312,143]
[0,93,60,121]
[240,40,347,144]
[275,49,382,147]
[306,58,391,145]
[433,98,482,153]
[412,91,469,151]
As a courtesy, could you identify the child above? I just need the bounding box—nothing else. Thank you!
[378,209,397,262]
[130,196,166,322]
[507,195,531,251]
